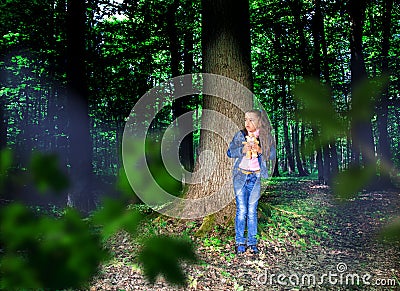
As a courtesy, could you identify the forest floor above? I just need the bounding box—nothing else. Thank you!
[90,177,400,291]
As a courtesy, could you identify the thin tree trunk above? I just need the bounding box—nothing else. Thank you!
[182,0,195,173]
[300,124,309,174]
[293,122,308,176]
[271,90,280,177]
[283,114,295,173]
[0,94,6,150]
[0,43,6,150]
[311,0,330,183]
[168,0,195,173]
[272,132,280,177]
[322,144,331,183]
[313,128,324,182]
[376,0,394,187]
[316,0,339,180]
[282,86,295,173]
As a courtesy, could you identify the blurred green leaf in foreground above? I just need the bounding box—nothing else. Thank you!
[0,148,198,289]
[29,151,70,194]
[138,235,198,286]
[0,203,108,290]
[293,76,392,199]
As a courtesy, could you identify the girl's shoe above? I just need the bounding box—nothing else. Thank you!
[248,245,259,254]
[236,244,246,254]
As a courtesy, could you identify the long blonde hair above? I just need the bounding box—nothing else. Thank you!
[245,109,273,162]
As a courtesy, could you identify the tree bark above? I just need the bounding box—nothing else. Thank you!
[0,100,6,150]
[317,0,339,181]
[184,0,253,228]
[313,127,324,182]
[293,123,308,176]
[282,78,295,174]
[322,144,331,183]
[168,0,195,173]
[182,0,196,173]
[348,0,375,168]
[272,132,280,177]
[0,44,6,150]
[283,103,295,174]
[300,124,309,174]
[376,0,394,186]
[310,0,331,183]
[65,0,95,214]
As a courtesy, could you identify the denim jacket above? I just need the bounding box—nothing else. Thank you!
[227,130,276,179]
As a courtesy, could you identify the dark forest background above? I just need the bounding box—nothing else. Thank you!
[0,0,399,288]
[1,0,399,210]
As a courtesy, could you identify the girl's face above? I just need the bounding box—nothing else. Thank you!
[244,112,259,132]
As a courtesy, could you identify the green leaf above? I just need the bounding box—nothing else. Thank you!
[0,148,13,191]
[293,78,347,147]
[379,218,400,242]
[350,75,390,121]
[0,148,13,174]
[0,204,107,289]
[91,198,143,240]
[28,152,69,194]
[332,165,376,200]
[116,167,137,198]
[138,235,197,286]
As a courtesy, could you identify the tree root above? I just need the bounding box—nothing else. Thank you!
[194,214,216,237]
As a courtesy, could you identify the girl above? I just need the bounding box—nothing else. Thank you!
[227,109,275,254]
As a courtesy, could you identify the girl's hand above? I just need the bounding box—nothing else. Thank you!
[252,144,262,154]
[242,143,252,154]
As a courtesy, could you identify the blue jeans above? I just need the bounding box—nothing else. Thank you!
[233,170,261,246]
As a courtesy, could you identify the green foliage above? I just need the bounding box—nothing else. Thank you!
[260,178,331,249]
[138,235,197,286]
[0,204,108,290]
[202,236,223,251]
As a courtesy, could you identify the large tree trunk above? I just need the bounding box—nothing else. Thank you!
[184,0,253,230]
[376,0,394,187]
[65,0,95,214]
[348,0,375,168]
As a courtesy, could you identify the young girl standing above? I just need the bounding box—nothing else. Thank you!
[227,109,275,254]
